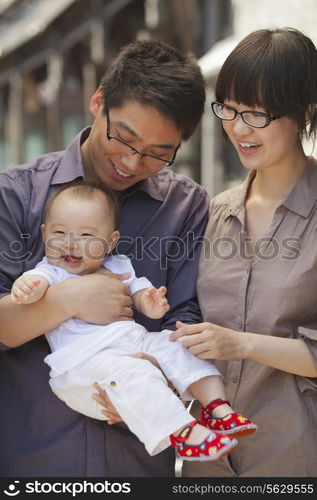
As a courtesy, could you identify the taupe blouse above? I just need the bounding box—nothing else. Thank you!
[183,156,317,477]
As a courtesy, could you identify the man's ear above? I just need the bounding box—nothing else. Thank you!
[89,87,104,117]
[109,230,120,252]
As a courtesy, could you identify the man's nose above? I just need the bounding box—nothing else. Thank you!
[120,151,143,171]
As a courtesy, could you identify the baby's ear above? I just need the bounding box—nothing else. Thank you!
[109,230,120,251]
[40,224,46,238]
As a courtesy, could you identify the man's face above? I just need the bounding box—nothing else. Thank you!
[81,90,182,191]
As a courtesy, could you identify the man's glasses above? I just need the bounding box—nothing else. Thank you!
[211,102,280,128]
[106,109,180,169]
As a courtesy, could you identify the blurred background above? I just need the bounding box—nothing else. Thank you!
[0,0,316,196]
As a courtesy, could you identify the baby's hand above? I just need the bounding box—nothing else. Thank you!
[142,286,170,319]
[11,276,42,304]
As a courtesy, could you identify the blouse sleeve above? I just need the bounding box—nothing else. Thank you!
[297,325,317,393]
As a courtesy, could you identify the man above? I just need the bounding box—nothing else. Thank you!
[0,39,209,477]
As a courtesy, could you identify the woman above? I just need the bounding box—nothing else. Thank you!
[170,27,317,477]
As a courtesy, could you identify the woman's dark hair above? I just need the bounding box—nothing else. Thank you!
[215,27,317,139]
[100,39,206,140]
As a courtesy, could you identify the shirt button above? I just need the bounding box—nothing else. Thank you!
[231,375,238,383]
[110,381,116,387]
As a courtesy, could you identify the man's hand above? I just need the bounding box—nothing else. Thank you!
[93,383,123,424]
[70,271,133,324]
[92,352,175,424]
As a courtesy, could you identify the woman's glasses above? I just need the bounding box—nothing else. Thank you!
[211,102,280,128]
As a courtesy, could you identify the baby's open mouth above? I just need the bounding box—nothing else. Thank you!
[64,255,82,263]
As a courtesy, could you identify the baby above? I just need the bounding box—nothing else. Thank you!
[11,183,256,461]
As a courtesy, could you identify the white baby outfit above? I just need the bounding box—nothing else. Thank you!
[24,255,220,455]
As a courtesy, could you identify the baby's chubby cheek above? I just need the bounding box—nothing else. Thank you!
[85,239,109,259]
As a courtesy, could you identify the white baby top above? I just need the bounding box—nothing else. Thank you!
[24,255,152,353]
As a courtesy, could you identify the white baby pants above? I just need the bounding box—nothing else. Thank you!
[47,324,220,455]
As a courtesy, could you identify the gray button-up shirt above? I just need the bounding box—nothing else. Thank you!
[0,128,210,477]
[183,157,317,477]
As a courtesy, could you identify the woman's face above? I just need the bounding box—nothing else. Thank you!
[222,99,302,172]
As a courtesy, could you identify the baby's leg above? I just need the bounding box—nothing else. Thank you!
[142,331,257,438]
[189,375,233,417]
[49,350,195,456]
[142,329,221,400]
[190,377,257,438]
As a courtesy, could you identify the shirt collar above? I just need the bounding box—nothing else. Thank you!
[224,171,254,220]
[50,128,89,185]
[120,172,165,202]
[51,127,164,202]
[225,156,317,220]
[282,157,317,217]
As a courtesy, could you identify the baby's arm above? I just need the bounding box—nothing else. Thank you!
[132,286,170,319]
[11,275,50,304]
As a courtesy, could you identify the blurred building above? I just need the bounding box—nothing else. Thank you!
[0,0,230,185]
[0,0,316,196]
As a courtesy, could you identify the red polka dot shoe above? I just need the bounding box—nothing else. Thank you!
[170,420,238,461]
[201,399,257,438]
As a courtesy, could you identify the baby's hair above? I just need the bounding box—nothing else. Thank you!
[43,181,119,227]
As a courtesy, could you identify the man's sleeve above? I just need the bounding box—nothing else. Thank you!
[161,188,210,331]
[0,174,28,295]
[0,174,29,350]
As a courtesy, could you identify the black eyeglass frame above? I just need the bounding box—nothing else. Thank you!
[106,108,180,167]
[211,101,280,129]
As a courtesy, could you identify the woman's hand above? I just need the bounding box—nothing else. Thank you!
[170,320,247,360]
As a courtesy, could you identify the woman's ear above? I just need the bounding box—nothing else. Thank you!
[305,104,316,125]
[89,87,104,117]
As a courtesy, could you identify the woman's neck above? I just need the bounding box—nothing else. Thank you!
[248,149,307,203]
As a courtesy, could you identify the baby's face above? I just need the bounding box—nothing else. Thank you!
[42,193,119,275]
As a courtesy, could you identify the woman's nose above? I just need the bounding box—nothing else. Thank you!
[232,115,252,135]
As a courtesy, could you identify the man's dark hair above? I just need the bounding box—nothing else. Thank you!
[100,39,206,140]
[43,181,119,227]
[216,27,317,140]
